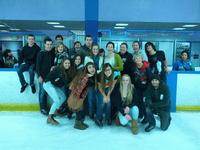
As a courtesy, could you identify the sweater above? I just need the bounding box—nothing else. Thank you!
[114,84,137,116]
[45,67,70,87]
[130,61,152,89]
[21,43,41,65]
[118,51,133,75]
[36,50,55,79]
[144,82,170,111]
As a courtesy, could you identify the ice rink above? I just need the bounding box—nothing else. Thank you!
[0,111,199,150]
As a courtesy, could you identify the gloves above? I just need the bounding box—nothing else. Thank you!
[124,107,130,114]
[125,114,132,121]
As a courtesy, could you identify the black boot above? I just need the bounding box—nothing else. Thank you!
[145,124,155,132]
[74,120,88,130]
[31,85,36,94]
[20,83,28,93]
[95,119,103,128]
[141,117,148,124]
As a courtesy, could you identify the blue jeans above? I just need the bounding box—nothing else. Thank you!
[43,82,66,115]
[96,88,111,121]
[87,86,97,117]
[39,82,48,110]
[17,63,35,86]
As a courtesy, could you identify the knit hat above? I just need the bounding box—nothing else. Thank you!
[151,74,160,81]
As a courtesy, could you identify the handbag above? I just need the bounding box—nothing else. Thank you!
[67,93,84,112]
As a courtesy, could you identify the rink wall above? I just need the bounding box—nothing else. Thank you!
[0,68,40,111]
[167,71,200,111]
[0,69,200,112]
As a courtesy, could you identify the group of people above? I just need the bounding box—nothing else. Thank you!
[15,34,173,134]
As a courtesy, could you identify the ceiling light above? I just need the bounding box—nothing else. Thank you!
[114,26,125,29]
[0,30,9,32]
[116,23,128,26]
[182,24,198,27]
[53,25,65,28]
[47,22,60,25]
[10,28,20,31]
[173,28,186,30]
[0,25,6,27]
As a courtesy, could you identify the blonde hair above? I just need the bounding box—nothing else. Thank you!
[120,74,134,105]
[55,42,65,53]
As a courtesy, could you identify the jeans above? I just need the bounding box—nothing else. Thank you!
[118,106,139,126]
[135,88,146,119]
[17,63,35,86]
[96,88,111,121]
[87,86,97,117]
[39,82,48,110]
[43,82,66,115]
[146,107,171,131]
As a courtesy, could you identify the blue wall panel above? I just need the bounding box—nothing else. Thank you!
[99,0,200,22]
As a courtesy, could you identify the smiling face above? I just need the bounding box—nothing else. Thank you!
[85,37,93,48]
[151,79,160,88]
[74,56,81,66]
[122,75,130,87]
[107,44,114,54]
[28,36,35,46]
[57,44,64,53]
[134,55,143,65]
[74,42,81,51]
[120,44,127,54]
[45,41,53,51]
[92,45,99,56]
[63,59,71,70]
[132,42,140,52]
[181,52,188,61]
[87,64,96,75]
[104,66,112,77]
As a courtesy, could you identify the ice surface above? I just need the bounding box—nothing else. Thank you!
[0,112,199,150]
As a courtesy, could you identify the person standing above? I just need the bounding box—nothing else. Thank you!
[68,41,82,59]
[17,34,41,93]
[118,42,133,76]
[43,58,73,125]
[79,35,93,59]
[104,41,123,78]
[130,55,152,123]
[145,42,168,82]
[69,62,96,130]
[36,37,55,115]
[132,41,147,60]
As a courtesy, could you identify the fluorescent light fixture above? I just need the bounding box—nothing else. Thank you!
[47,22,60,25]
[173,28,186,30]
[0,24,5,27]
[0,30,9,32]
[53,25,65,28]
[10,28,20,31]
[116,23,128,26]
[114,27,125,29]
[114,26,125,29]
[182,24,198,27]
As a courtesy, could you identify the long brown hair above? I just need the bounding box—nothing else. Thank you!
[120,74,134,105]
[100,63,114,90]
[59,58,75,84]
[70,62,96,88]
